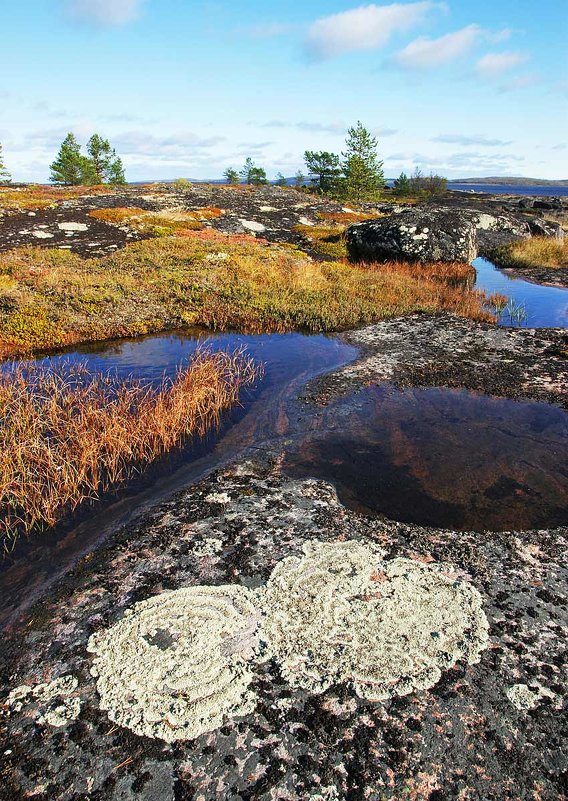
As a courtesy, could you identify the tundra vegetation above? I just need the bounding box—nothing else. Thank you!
[490,236,568,271]
[0,228,497,360]
[0,351,258,545]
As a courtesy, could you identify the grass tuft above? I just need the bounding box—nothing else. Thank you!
[490,237,568,271]
[0,350,259,545]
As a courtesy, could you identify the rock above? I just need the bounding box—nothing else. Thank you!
[346,207,477,263]
[527,217,564,240]
[346,206,536,264]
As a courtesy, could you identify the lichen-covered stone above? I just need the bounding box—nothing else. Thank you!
[259,540,489,699]
[87,584,262,742]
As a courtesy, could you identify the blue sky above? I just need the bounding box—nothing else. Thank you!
[1,0,567,181]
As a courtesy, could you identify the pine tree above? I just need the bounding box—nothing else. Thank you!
[294,171,305,188]
[303,151,342,194]
[0,143,11,184]
[107,155,126,185]
[275,172,288,187]
[50,133,85,185]
[249,167,268,186]
[240,158,256,184]
[342,122,385,203]
[393,172,411,197]
[223,167,239,184]
[86,134,113,183]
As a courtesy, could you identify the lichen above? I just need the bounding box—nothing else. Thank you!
[258,540,489,700]
[87,585,262,742]
[506,683,557,710]
[7,674,81,727]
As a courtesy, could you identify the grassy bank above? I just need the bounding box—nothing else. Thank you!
[0,229,496,358]
[0,350,258,545]
[0,184,115,212]
[490,236,568,271]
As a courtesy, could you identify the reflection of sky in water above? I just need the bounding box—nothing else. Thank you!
[474,257,568,328]
[286,385,568,532]
[31,331,357,388]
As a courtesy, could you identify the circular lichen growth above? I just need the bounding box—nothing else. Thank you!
[259,540,489,700]
[87,585,262,742]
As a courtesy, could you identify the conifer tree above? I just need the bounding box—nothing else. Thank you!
[342,122,385,202]
[303,151,342,194]
[393,172,411,196]
[50,133,84,185]
[294,170,305,188]
[275,172,287,187]
[223,167,239,184]
[240,157,256,184]
[86,134,113,183]
[0,143,11,184]
[107,155,126,185]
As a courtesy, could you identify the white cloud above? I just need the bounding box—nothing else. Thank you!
[476,51,529,78]
[392,24,481,68]
[304,2,446,61]
[431,134,513,147]
[65,0,143,27]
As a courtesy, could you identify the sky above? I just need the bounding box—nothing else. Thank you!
[1,0,567,182]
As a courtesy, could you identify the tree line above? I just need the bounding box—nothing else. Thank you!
[0,122,447,200]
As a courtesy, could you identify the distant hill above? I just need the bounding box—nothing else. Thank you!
[449,177,568,187]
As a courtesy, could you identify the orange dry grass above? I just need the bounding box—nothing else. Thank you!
[89,207,148,224]
[318,211,377,225]
[0,350,259,544]
[0,184,114,211]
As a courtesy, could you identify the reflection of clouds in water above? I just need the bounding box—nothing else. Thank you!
[88,539,489,742]
[474,257,568,328]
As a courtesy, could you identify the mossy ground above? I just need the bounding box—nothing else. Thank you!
[0,228,495,358]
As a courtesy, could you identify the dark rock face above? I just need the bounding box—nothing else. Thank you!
[527,217,565,240]
[346,206,538,264]
[346,207,478,263]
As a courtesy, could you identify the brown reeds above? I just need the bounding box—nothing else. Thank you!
[0,349,259,545]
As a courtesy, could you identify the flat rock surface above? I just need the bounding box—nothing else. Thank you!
[309,313,568,409]
[0,185,346,259]
[1,455,566,801]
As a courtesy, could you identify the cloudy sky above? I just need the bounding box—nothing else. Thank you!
[1,0,567,182]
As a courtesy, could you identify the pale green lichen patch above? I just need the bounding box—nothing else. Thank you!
[7,675,81,727]
[87,585,262,743]
[258,540,489,700]
[506,683,557,710]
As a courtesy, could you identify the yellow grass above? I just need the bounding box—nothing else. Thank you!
[0,230,497,358]
[0,184,114,211]
[0,350,258,544]
[492,237,568,270]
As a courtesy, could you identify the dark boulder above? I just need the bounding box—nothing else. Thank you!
[527,217,564,240]
[346,206,532,263]
[346,207,477,263]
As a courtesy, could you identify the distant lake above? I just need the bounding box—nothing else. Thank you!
[447,183,568,197]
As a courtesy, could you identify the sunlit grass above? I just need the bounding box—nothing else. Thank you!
[0,230,497,358]
[0,184,114,211]
[0,350,259,545]
[491,236,568,271]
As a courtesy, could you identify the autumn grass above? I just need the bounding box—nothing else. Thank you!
[89,206,224,237]
[490,236,568,271]
[0,229,497,358]
[0,184,114,212]
[0,350,258,545]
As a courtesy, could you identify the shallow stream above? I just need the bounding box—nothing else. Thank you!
[1,257,566,628]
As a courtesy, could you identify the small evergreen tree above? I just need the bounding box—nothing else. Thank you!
[275,172,288,187]
[303,151,342,194]
[393,172,411,197]
[342,122,385,203]
[224,167,239,184]
[295,170,305,188]
[0,143,11,184]
[107,155,126,185]
[50,133,84,185]
[86,134,113,183]
[249,166,268,186]
[240,158,257,185]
